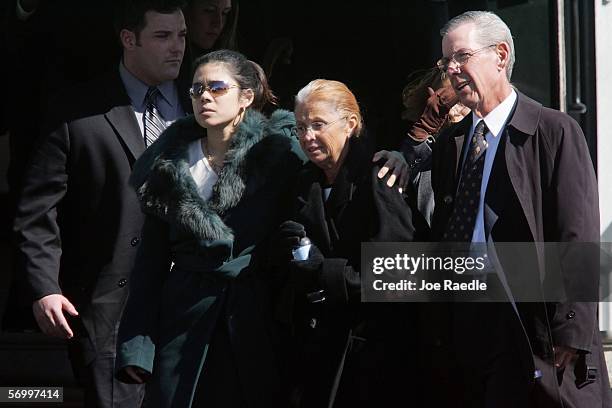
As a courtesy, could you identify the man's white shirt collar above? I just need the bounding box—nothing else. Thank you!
[470,89,517,138]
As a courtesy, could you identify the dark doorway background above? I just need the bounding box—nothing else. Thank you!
[238,0,465,149]
[235,0,555,149]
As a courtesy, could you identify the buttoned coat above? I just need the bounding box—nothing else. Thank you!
[430,91,611,407]
[115,110,306,408]
[13,70,190,363]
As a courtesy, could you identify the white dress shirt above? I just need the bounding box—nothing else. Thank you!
[187,140,219,201]
[118,61,185,137]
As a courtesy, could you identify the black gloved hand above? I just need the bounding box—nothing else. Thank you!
[292,243,324,269]
[276,243,326,323]
[269,220,307,264]
[289,243,325,292]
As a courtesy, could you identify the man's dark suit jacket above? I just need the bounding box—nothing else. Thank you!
[13,69,190,363]
[430,91,611,407]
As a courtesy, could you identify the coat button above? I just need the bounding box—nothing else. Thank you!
[443,195,453,204]
[117,278,127,288]
[130,237,140,246]
[566,310,576,319]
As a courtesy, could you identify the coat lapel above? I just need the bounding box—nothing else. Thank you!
[325,175,354,246]
[503,130,539,242]
[325,144,367,245]
[105,105,145,160]
[296,167,332,253]
[453,134,465,181]
[325,167,354,221]
[502,94,541,243]
[449,115,472,190]
[483,129,508,240]
[483,92,540,243]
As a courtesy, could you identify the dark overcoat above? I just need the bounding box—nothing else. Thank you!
[12,70,191,363]
[430,91,611,407]
[115,109,305,408]
[401,136,436,236]
[280,137,418,408]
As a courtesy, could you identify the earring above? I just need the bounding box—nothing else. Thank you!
[232,107,245,127]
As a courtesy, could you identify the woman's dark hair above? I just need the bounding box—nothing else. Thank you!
[193,49,277,111]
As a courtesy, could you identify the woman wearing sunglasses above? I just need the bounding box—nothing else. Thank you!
[115,49,305,408]
[272,79,417,407]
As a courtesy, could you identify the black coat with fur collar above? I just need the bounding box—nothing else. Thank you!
[116,109,305,408]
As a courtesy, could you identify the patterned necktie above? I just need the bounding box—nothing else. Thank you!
[143,87,167,147]
[443,120,489,241]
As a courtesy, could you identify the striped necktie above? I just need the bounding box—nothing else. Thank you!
[443,120,489,241]
[143,87,167,147]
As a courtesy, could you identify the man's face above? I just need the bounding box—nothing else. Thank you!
[441,23,505,115]
[128,10,187,85]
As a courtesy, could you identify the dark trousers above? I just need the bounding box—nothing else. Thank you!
[191,324,247,408]
[455,343,530,408]
[452,303,531,408]
[68,342,145,408]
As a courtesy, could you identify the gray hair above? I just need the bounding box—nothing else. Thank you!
[294,81,315,107]
[440,11,515,80]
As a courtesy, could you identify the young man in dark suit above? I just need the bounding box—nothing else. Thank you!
[430,10,611,408]
[12,0,189,406]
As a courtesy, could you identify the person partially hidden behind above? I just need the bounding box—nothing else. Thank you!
[178,0,239,94]
[12,0,189,406]
[184,0,237,54]
[429,11,611,408]
[372,69,467,231]
[399,68,467,231]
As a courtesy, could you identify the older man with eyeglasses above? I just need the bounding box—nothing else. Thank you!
[428,10,611,408]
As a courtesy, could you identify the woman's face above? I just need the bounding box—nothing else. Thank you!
[186,0,232,50]
[294,99,357,169]
[191,62,251,130]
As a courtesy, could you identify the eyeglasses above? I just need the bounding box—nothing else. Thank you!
[293,116,347,138]
[189,80,241,99]
[436,44,497,72]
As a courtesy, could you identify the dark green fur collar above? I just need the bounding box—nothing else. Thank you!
[130,109,297,241]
